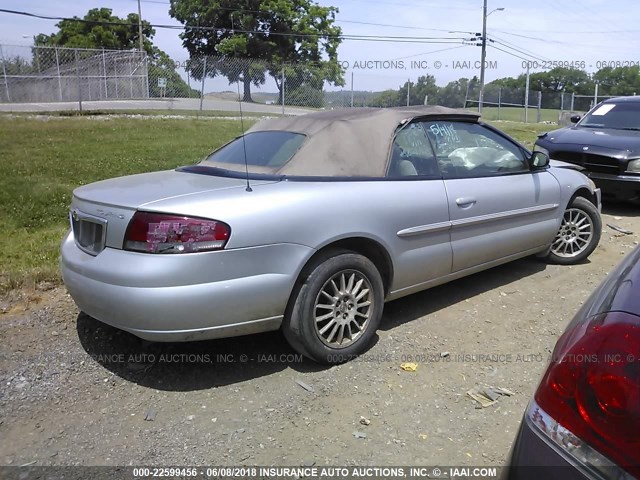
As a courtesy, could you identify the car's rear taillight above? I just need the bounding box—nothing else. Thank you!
[124,212,230,254]
[534,311,640,477]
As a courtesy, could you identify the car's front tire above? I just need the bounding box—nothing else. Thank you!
[282,249,384,364]
[546,196,601,265]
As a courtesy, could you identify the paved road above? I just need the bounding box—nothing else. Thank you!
[0,97,315,115]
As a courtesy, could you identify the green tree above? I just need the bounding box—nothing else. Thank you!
[530,67,592,93]
[489,75,525,90]
[369,76,472,108]
[286,84,324,107]
[593,66,640,96]
[485,70,591,110]
[35,8,155,53]
[34,8,197,98]
[0,56,35,76]
[169,0,344,102]
[370,89,402,107]
[436,78,472,108]
[149,51,200,98]
[371,76,439,107]
[403,75,438,106]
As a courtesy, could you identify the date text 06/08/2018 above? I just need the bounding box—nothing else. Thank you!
[131,466,499,479]
[522,60,640,70]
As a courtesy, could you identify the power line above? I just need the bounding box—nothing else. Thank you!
[488,36,548,63]
[549,0,635,41]
[487,33,549,58]
[335,19,452,33]
[387,44,469,61]
[325,0,479,11]
[488,44,534,63]
[490,29,638,55]
[536,0,638,43]
[133,0,458,33]
[494,27,640,35]
[138,0,476,8]
[0,8,467,44]
[491,29,571,42]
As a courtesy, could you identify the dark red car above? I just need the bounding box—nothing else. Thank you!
[503,247,640,479]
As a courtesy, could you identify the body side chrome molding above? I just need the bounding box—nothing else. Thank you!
[451,203,559,228]
[397,221,451,237]
[396,203,559,238]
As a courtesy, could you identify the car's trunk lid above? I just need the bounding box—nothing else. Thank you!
[70,169,278,251]
[73,169,277,208]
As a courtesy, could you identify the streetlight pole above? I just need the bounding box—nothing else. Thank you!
[479,0,488,113]
[478,3,503,113]
[137,0,144,52]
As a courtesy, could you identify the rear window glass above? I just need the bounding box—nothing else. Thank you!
[580,103,640,130]
[201,131,306,168]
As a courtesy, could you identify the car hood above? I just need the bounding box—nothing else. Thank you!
[73,169,279,209]
[539,126,640,154]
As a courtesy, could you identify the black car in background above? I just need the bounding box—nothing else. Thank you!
[502,246,640,479]
[535,96,640,202]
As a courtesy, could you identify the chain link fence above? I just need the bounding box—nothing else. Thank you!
[465,89,575,123]
[0,44,148,103]
[2,43,631,122]
[0,44,337,114]
[175,55,331,108]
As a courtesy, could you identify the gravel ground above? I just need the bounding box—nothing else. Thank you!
[1,203,639,468]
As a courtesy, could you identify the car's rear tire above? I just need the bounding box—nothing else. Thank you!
[545,196,601,265]
[282,249,384,364]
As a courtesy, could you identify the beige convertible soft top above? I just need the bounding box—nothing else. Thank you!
[231,106,480,177]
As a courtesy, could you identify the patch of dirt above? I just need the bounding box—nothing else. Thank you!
[1,204,638,467]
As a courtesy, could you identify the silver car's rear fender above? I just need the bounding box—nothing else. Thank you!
[61,230,314,341]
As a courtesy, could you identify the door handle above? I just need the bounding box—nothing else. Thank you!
[456,197,477,207]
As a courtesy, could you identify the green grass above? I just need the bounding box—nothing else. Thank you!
[486,121,554,149]
[0,115,253,291]
[0,114,550,292]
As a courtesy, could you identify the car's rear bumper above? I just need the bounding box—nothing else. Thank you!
[588,172,640,201]
[502,401,630,480]
[61,230,313,341]
[501,414,594,480]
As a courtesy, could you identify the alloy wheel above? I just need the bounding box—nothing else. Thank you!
[313,269,373,349]
[551,208,594,258]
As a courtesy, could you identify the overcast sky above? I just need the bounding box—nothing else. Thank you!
[1,0,638,92]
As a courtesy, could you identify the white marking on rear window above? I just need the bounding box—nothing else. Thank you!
[592,104,616,116]
[429,123,460,142]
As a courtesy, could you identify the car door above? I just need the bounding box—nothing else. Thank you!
[422,120,561,273]
[385,122,452,294]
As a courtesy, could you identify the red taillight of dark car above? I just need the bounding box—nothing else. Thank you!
[534,311,640,477]
[124,212,230,254]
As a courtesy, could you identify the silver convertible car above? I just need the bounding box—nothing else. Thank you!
[61,106,602,363]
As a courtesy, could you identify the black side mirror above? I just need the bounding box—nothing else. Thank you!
[570,115,581,124]
[530,151,550,169]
